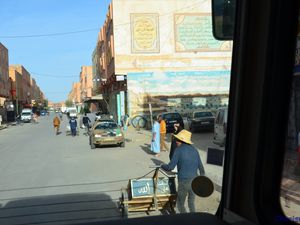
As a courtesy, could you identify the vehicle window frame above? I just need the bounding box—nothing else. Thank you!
[95,121,118,130]
[216,110,224,125]
[194,112,213,118]
[21,112,31,115]
[163,113,182,120]
[218,1,299,225]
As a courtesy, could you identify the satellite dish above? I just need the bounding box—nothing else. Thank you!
[191,176,214,197]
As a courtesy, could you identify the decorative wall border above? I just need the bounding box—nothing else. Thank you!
[131,13,160,53]
[174,13,232,52]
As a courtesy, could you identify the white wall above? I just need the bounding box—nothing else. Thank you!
[112,0,232,116]
[112,0,232,74]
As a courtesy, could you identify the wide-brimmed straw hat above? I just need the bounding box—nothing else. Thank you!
[173,129,193,144]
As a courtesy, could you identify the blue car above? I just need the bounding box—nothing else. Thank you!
[40,110,47,116]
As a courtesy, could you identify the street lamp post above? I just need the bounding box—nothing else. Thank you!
[27,92,30,104]
[15,78,18,115]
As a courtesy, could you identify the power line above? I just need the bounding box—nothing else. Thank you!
[30,71,78,78]
[0,28,99,39]
[0,2,203,39]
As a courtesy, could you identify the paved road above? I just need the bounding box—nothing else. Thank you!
[0,114,223,225]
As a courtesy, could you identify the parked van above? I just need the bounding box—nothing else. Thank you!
[66,107,77,118]
[20,108,32,123]
[213,107,228,147]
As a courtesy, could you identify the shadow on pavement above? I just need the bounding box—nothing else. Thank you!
[96,144,121,149]
[0,192,120,225]
[151,158,165,166]
[140,144,154,155]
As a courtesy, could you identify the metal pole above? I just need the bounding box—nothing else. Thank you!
[153,167,159,211]
[149,103,153,127]
[16,78,18,115]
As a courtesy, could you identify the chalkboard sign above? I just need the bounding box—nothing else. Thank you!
[130,177,176,198]
[130,178,154,198]
[207,147,224,166]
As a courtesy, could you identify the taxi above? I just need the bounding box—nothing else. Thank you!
[89,119,125,149]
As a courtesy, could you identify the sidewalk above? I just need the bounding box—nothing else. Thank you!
[0,121,18,130]
[124,126,224,193]
[0,124,8,130]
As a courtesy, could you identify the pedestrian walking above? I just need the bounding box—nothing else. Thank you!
[69,117,77,137]
[151,115,160,157]
[169,123,183,160]
[32,113,38,124]
[82,113,91,135]
[58,111,63,121]
[53,115,61,135]
[158,115,168,151]
[161,129,205,213]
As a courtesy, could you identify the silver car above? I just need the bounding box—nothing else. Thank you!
[213,107,228,147]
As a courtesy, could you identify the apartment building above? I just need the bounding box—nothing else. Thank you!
[93,0,232,123]
[9,65,32,106]
[68,82,81,105]
[80,66,93,102]
[9,65,45,110]
[0,43,10,105]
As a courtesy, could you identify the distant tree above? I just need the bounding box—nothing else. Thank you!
[44,99,48,108]
[80,107,84,114]
[65,100,73,107]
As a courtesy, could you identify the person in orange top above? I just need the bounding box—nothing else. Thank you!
[53,115,61,135]
[158,115,168,151]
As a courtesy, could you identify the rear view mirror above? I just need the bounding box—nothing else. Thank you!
[212,0,236,40]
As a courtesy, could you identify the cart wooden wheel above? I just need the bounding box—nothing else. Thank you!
[120,189,129,218]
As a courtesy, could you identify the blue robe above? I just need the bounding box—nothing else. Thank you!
[69,119,77,129]
[151,121,160,153]
[69,119,77,136]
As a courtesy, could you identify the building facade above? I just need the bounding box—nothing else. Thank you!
[0,43,10,121]
[9,67,24,114]
[0,43,9,101]
[9,65,45,114]
[10,65,32,106]
[80,66,93,102]
[0,43,10,109]
[93,0,232,122]
[68,82,81,106]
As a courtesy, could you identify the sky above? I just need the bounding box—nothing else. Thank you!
[0,0,111,103]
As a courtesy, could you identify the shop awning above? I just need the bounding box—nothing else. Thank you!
[84,94,104,102]
[91,94,103,100]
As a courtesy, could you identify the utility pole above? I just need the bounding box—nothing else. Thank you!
[16,78,18,115]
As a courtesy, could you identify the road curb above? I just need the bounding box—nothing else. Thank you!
[213,181,222,193]
[0,125,8,130]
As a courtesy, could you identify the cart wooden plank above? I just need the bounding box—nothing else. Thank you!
[124,197,176,205]
[130,177,176,199]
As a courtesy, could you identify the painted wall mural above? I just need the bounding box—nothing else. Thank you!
[131,13,160,53]
[127,71,230,115]
[174,14,231,52]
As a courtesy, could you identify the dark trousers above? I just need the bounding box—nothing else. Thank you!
[84,123,89,134]
[71,128,76,136]
[177,179,196,213]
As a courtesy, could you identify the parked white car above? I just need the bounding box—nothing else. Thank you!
[213,107,228,147]
[68,109,77,118]
[20,109,32,123]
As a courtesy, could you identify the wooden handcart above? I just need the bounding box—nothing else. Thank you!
[119,166,177,218]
